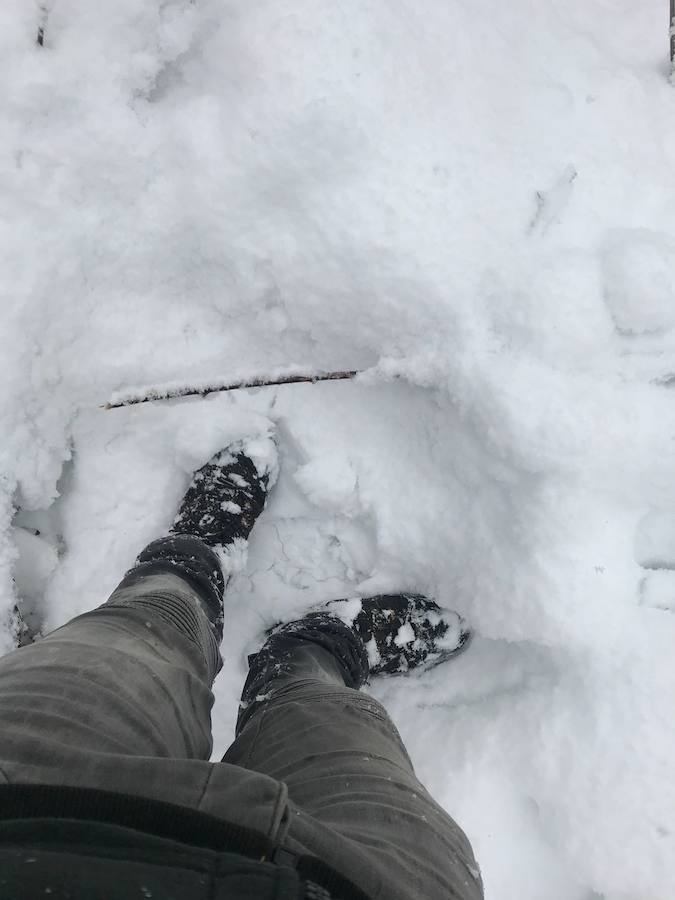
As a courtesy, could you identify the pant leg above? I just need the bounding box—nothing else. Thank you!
[0,565,222,768]
[0,559,292,847]
[224,640,484,900]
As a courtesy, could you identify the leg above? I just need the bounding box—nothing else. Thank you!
[0,536,222,768]
[0,436,277,770]
[224,615,484,900]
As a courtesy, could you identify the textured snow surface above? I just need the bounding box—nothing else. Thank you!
[2,1,675,897]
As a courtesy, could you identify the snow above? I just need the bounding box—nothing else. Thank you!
[326,597,363,627]
[364,636,381,671]
[393,621,415,647]
[2,0,675,897]
[601,228,675,335]
[640,569,675,612]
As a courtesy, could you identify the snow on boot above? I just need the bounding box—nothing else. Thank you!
[326,593,471,676]
[170,437,277,551]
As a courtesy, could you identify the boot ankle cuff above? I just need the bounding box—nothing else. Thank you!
[119,535,225,631]
[258,613,369,690]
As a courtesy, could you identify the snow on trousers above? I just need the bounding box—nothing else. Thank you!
[0,546,484,900]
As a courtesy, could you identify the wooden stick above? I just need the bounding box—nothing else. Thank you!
[37,4,49,46]
[671,0,675,74]
[104,369,362,410]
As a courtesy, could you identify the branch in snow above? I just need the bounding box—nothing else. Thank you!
[37,4,50,47]
[36,2,56,47]
[104,368,363,410]
[671,0,675,77]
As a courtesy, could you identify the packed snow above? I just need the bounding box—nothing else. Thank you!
[2,1,675,897]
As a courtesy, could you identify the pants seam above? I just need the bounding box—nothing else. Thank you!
[264,691,388,719]
[103,595,219,682]
[195,764,215,813]
[238,703,267,768]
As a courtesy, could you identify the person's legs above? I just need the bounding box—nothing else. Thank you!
[0,433,482,898]
[0,438,277,770]
[0,535,223,768]
[0,528,294,852]
[224,612,484,900]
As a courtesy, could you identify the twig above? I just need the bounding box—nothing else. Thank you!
[104,369,362,410]
[37,4,49,47]
[671,0,675,76]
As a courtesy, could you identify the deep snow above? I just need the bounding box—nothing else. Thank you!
[2,1,675,897]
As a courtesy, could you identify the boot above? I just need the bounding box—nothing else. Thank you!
[120,437,277,643]
[327,593,471,675]
[246,593,470,702]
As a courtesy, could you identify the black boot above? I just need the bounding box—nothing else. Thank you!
[326,593,471,676]
[120,438,277,643]
[241,594,470,726]
[237,612,370,731]
[169,440,277,547]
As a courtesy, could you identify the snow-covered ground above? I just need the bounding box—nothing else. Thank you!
[2,1,675,897]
